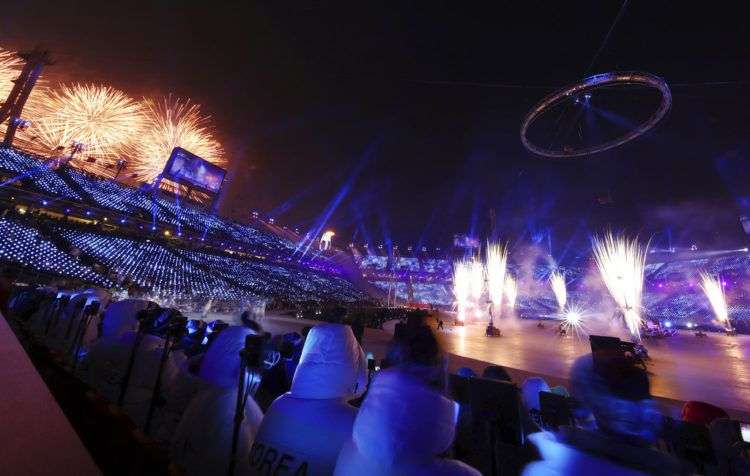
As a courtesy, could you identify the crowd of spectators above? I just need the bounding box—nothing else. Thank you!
[4,280,748,475]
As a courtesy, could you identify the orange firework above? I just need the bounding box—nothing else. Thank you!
[20,83,144,176]
[0,47,24,99]
[126,96,225,182]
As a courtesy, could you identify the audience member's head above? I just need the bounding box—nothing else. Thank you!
[482,365,512,382]
[570,353,662,444]
[291,323,367,400]
[0,266,20,287]
[681,400,729,427]
[384,323,447,391]
[521,377,551,413]
[457,367,476,378]
[334,367,481,475]
[550,385,570,397]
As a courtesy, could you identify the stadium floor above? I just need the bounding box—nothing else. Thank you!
[189,311,750,419]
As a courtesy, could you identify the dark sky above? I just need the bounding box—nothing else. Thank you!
[3,1,750,255]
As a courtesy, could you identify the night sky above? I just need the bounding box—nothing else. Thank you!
[3,1,749,256]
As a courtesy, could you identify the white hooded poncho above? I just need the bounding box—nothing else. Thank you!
[334,368,480,476]
[248,323,367,476]
[169,325,264,476]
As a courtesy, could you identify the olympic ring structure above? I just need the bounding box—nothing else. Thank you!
[520,71,672,158]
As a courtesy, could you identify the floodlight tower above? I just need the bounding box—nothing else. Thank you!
[1,47,53,147]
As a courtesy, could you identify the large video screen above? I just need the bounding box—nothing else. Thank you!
[162,147,226,193]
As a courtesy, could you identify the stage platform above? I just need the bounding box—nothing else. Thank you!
[215,312,750,420]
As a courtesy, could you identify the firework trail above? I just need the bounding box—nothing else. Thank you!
[549,270,567,314]
[700,272,731,330]
[486,242,507,317]
[22,83,144,175]
[453,260,472,322]
[127,96,225,182]
[504,274,517,311]
[592,233,648,339]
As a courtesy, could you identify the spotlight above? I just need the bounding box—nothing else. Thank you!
[584,92,592,100]
[41,200,48,206]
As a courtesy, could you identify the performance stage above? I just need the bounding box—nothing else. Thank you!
[431,320,750,418]
[192,312,750,419]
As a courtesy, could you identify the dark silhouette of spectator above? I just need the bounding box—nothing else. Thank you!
[482,364,512,382]
[523,353,694,475]
[0,267,20,317]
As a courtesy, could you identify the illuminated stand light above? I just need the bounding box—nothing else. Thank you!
[319,230,335,251]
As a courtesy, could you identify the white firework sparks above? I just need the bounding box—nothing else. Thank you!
[486,242,507,316]
[592,233,648,339]
[560,304,589,337]
[469,258,485,302]
[700,272,731,330]
[549,270,567,314]
[504,274,517,311]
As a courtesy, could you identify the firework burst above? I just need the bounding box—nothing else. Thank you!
[560,304,589,337]
[549,270,567,314]
[1,46,46,146]
[0,47,23,100]
[486,243,507,317]
[592,233,648,339]
[700,272,731,330]
[127,96,225,182]
[22,83,144,175]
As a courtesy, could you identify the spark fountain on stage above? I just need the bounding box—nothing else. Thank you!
[700,272,735,335]
[592,233,648,339]
[451,242,514,336]
[449,234,658,339]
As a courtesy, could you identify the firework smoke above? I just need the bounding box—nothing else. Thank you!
[549,270,567,314]
[504,275,517,311]
[700,272,731,330]
[592,233,648,339]
[127,96,225,182]
[486,242,507,317]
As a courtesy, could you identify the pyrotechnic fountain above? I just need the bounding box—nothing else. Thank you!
[549,270,567,315]
[700,272,732,332]
[486,243,507,322]
[592,233,648,339]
